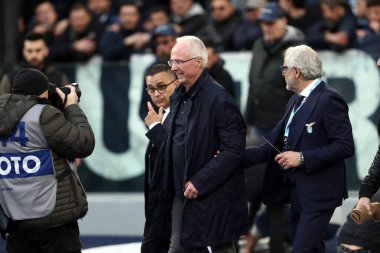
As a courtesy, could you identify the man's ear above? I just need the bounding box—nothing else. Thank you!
[198,58,203,67]
[295,68,301,78]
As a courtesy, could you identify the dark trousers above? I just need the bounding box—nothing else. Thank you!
[290,185,335,253]
[267,205,286,253]
[6,221,81,253]
[141,234,170,253]
[168,196,236,253]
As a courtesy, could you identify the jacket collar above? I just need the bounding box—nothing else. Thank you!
[175,69,208,100]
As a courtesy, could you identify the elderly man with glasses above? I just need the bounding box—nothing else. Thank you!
[244,45,355,253]
[164,35,248,253]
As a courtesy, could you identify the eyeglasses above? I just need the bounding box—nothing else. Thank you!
[211,6,226,12]
[280,65,293,75]
[146,79,177,95]
[168,56,199,67]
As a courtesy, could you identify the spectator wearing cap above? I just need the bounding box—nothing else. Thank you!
[245,2,304,143]
[306,0,357,52]
[233,0,265,50]
[279,0,322,35]
[244,5,304,252]
[210,0,243,51]
[139,24,177,122]
[0,68,94,253]
[100,2,150,61]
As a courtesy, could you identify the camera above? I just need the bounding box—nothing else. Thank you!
[48,83,81,111]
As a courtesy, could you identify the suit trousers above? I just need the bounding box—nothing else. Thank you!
[168,196,236,253]
[290,184,335,253]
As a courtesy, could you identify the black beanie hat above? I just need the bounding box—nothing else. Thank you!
[12,68,49,96]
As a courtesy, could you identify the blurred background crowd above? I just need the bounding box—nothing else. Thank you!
[0,0,379,252]
[0,0,379,69]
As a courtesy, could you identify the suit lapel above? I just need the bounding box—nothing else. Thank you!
[270,95,297,140]
[267,96,298,151]
[162,114,170,130]
[289,82,325,149]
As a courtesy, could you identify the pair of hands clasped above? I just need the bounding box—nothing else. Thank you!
[275,151,302,170]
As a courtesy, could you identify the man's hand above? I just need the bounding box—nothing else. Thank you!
[73,38,96,54]
[184,181,199,199]
[357,197,372,215]
[144,101,163,127]
[275,151,301,170]
[56,85,78,108]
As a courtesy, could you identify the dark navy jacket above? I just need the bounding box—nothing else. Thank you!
[244,81,355,211]
[143,121,171,239]
[163,70,248,247]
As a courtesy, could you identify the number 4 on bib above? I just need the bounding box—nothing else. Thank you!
[1,122,29,147]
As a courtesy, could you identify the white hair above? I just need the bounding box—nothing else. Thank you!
[284,45,323,80]
[176,36,208,68]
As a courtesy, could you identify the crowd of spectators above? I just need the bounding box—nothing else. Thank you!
[13,0,380,65]
[6,1,380,252]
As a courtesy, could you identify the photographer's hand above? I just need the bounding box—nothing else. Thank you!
[56,85,78,108]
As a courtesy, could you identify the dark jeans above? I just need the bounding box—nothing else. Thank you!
[6,221,81,253]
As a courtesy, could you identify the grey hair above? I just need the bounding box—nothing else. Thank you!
[283,45,323,80]
[176,36,208,68]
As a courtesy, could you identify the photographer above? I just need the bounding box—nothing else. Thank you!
[0,68,95,253]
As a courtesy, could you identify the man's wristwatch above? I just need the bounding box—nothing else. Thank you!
[299,151,304,166]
